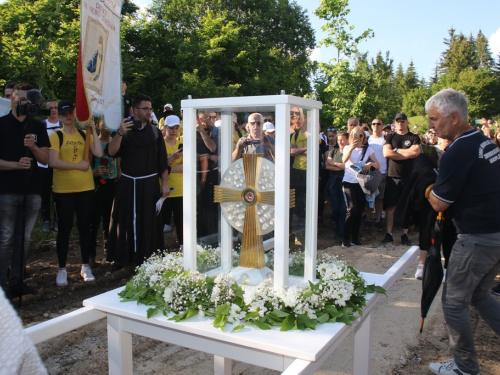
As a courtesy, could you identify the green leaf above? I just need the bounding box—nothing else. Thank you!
[147,307,160,318]
[280,315,297,331]
[231,325,245,333]
[317,313,329,324]
[254,320,272,330]
[336,314,353,326]
[216,304,230,315]
[298,314,316,330]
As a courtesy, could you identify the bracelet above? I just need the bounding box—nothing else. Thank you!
[117,131,124,136]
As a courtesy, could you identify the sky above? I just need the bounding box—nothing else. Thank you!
[129,0,500,80]
[2,0,498,80]
[296,0,500,80]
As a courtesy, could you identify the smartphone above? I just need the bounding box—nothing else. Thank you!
[177,143,183,151]
[100,158,108,168]
[354,133,363,139]
[127,116,142,129]
[474,119,482,125]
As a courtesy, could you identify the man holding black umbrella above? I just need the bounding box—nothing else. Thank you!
[0,83,50,298]
[426,88,500,375]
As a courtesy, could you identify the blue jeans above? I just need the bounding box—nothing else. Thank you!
[325,174,346,237]
[443,232,500,373]
[0,194,41,289]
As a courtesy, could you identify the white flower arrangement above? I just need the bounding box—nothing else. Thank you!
[119,249,385,331]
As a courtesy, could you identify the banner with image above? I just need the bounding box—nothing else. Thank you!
[76,0,123,130]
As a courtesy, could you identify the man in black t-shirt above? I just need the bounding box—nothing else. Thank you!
[0,83,50,297]
[382,113,421,245]
[426,88,500,375]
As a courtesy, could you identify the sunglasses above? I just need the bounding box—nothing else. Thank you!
[264,118,273,122]
[428,132,436,135]
[249,121,261,126]
[337,130,347,135]
[290,111,301,117]
[395,118,406,123]
[372,122,382,126]
[327,127,336,132]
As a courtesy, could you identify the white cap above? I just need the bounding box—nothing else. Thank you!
[263,122,275,132]
[164,103,173,110]
[165,115,180,127]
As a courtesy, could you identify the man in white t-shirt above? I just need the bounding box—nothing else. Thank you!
[38,99,61,232]
[366,118,387,231]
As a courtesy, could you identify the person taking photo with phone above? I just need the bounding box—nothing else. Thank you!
[105,94,170,272]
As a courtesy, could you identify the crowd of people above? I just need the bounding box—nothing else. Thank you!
[1,82,499,375]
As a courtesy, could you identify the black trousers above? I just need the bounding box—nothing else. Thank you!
[39,167,57,223]
[162,196,183,245]
[54,190,94,268]
[90,179,116,256]
[342,181,365,244]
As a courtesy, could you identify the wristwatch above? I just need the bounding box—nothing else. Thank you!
[393,148,398,153]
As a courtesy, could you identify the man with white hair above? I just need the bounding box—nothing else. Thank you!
[233,113,274,162]
[426,88,500,375]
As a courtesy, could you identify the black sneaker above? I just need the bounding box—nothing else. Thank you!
[374,221,383,232]
[492,284,500,296]
[9,283,37,298]
[401,233,411,246]
[364,220,372,229]
[382,233,394,244]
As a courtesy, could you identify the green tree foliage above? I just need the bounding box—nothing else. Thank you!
[124,0,316,112]
[402,86,431,117]
[0,0,80,99]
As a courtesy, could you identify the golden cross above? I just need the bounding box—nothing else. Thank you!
[214,153,295,269]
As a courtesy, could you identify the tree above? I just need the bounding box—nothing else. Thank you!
[475,30,494,69]
[402,86,430,117]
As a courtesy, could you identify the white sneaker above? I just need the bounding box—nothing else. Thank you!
[56,269,68,286]
[163,224,172,232]
[429,358,478,375]
[415,264,424,280]
[81,266,95,282]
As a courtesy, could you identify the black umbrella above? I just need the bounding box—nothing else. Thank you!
[420,212,444,333]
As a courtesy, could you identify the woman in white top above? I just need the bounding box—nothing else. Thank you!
[341,126,379,247]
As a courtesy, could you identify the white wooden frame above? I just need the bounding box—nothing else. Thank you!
[181,95,322,288]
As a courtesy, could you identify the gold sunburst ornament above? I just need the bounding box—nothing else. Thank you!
[215,154,295,270]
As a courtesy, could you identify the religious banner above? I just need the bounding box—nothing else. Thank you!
[76,0,123,130]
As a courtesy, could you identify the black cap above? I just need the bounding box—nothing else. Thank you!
[58,100,74,115]
[394,113,408,121]
[383,124,392,131]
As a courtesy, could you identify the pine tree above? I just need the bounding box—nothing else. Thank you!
[475,30,494,69]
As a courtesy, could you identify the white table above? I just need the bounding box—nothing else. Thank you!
[82,246,418,375]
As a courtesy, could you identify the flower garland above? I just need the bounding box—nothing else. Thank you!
[119,250,385,332]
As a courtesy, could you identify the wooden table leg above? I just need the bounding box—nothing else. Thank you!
[214,355,232,375]
[107,315,133,375]
[353,311,373,375]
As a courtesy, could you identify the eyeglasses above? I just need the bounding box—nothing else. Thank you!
[428,132,436,135]
[290,111,301,117]
[136,107,153,112]
[395,118,406,123]
[249,121,261,126]
[264,118,273,122]
[205,116,216,120]
[372,122,382,126]
[327,127,336,132]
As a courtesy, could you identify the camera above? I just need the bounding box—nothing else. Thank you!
[353,133,363,139]
[244,139,261,146]
[16,103,50,117]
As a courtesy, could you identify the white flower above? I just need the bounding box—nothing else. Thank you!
[163,287,173,303]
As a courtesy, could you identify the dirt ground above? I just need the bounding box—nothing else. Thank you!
[12,204,500,375]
